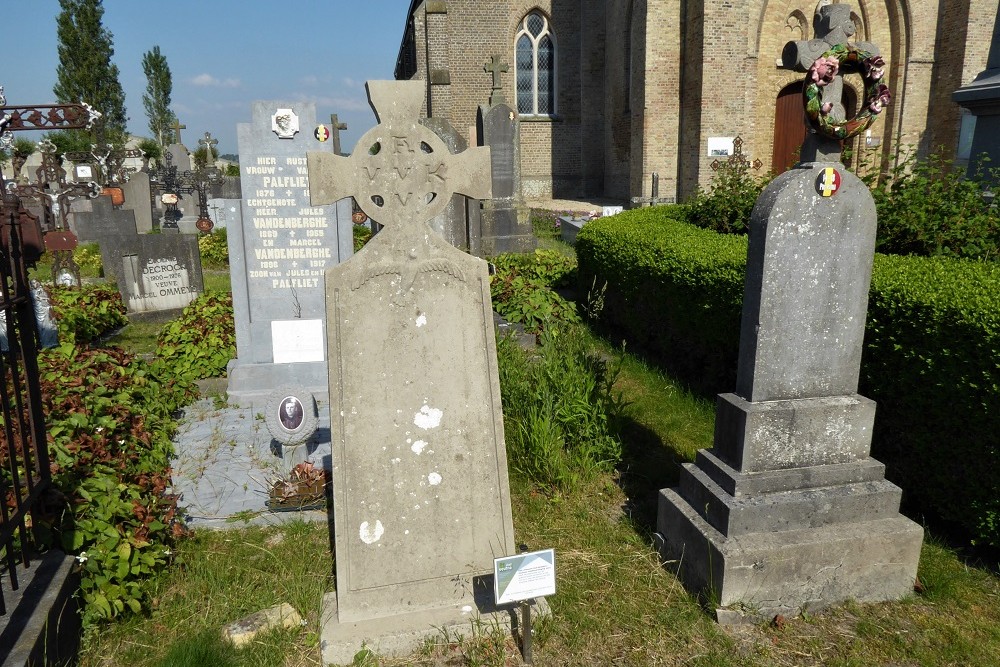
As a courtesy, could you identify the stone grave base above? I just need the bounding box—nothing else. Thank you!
[656,466,923,621]
[479,201,536,255]
[320,590,548,665]
[226,360,329,408]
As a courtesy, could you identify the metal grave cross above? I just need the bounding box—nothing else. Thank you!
[710,136,763,173]
[64,127,144,186]
[308,80,491,232]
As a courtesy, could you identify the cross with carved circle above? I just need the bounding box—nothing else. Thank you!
[307,81,492,231]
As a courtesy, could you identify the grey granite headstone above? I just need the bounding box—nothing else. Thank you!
[307,80,517,663]
[72,194,138,243]
[420,116,471,250]
[226,101,354,406]
[100,233,204,315]
[477,102,535,256]
[207,198,241,230]
[122,171,153,234]
[657,132,923,620]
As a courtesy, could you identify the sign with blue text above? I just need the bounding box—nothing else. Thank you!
[494,549,556,605]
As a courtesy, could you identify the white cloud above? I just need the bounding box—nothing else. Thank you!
[191,73,241,88]
[342,77,361,88]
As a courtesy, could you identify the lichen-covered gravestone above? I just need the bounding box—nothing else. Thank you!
[307,80,516,663]
[657,28,922,621]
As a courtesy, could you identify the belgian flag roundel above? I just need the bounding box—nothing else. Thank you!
[817,167,841,197]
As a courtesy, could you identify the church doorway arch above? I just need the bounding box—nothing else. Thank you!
[772,81,806,174]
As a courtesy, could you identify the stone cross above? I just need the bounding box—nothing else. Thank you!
[329,113,347,156]
[484,55,509,106]
[199,131,219,167]
[782,4,878,123]
[309,81,491,231]
[170,118,187,145]
[307,81,516,662]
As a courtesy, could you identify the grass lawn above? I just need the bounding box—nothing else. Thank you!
[75,230,1000,666]
[79,332,1000,667]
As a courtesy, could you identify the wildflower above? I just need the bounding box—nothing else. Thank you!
[76,551,88,563]
[810,56,840,86]
[95,427,103,433]
[821,102,834,116]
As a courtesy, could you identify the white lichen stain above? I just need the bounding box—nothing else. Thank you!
[428,472,442,486]
[405,530,410,535]
[414,405,443,430]
[416,313,428,327]
[391,458,401,464]
[413,504,421,510]
[359,520,384,544]
[411,440,428,455]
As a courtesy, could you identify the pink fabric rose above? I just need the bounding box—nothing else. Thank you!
[863,55,886,81]
[868,84,892,114]
[810,56,840,86]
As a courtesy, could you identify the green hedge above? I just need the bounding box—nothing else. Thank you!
[576,206,1000,547]
[575,206,747,395]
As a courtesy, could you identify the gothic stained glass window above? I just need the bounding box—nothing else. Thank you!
[515,12,556,116]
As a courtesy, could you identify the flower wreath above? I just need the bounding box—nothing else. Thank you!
[803,43,891,141]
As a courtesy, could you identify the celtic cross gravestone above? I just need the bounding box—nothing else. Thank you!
[308,80,517,662]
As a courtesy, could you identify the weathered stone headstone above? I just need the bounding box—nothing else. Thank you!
[226,101,354,405]
[72,194,138,243]
[307,80,517,662]
[207,197,241,230]
[477,87,535,255]
[657,35,922,617]
[420,116,472,250]
[122,171,153,234]
[101,233,203,315]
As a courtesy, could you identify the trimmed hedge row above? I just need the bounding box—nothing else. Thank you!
[575,206,1000,547]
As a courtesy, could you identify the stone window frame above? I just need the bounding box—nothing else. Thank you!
[515,10,558,117]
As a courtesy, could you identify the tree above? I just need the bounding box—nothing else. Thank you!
[53,0,128,144]
[192,145,219,169]
[141,46,174,147]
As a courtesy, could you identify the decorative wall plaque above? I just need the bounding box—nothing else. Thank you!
[271,108,300,139]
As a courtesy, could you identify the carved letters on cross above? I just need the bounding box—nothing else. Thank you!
[308,81,491,231]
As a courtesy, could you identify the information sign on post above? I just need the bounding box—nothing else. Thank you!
[494,549,556,604]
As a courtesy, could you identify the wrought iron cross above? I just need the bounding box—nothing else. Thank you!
[711,136,763,174]
[148,152,196,229]
[64,127,144,186]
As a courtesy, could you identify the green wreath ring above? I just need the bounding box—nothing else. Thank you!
[803,43,891,141]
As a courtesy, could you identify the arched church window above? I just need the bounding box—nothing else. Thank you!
[516,11,556,116]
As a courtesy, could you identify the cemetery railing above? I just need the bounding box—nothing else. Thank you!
[0,193,52,616]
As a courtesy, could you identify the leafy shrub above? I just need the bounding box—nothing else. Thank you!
[198,228,229,269]
[862,254,1000,546]
[36,343,195,625]
[575,207,1000,547]
[866,152,1000,261]
[156,291,236,380]
[685,157,769,234]
[74,243,104,277]
[491,249,580,333]
[353,224,373,251]
[498,327,624,491]
[48,283,128,344]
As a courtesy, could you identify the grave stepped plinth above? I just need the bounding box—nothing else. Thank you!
[657,138,922,621]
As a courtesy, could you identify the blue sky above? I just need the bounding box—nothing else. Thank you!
[3,0,411,156]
